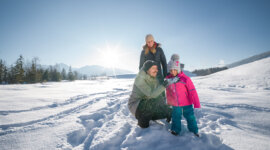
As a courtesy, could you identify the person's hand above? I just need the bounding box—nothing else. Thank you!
[167,77,180,84]
[163,77,179,87]
[162,79,169,87]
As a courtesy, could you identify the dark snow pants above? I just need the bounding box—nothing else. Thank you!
[135,98,172,128]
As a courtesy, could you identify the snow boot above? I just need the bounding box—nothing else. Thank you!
[166,116,171,123]
[170,130,178,136]
[194,133,200,137]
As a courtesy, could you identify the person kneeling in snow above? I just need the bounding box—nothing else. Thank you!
[128,60,173,128]
[166,54,201,137]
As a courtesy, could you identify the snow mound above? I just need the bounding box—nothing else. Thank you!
[195,57,270,90]
[227,50,270,68]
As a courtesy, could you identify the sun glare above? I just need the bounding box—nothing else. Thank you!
[98,43,121,68]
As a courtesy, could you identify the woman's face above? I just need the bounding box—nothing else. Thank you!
[170,69,178,77]
[146,40,154,47]
[147,65,158,77]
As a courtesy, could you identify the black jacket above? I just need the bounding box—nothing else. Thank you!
[139,43,167,82]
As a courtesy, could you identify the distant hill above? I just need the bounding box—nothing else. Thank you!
[227,50,270,68]
[191,51,270,76]
[192,67,228,76]
[109,74,137,79]
[41,63,134,76]
[75,65,134,76]
[198,57,270,90]
[106,70,196,79]
[183,70,197,77]
[42,63,197,78]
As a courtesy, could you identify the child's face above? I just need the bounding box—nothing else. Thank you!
[170,69,178,77]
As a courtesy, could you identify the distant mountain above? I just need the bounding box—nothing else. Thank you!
[227,50,270,68]
[42,63,134,76]
[75,65,134,76]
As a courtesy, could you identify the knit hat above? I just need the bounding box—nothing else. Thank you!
[142,60,157,72]
[145,34,154,42]
[168,54,181,73]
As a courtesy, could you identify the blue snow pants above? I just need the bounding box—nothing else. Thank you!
[171,105,198,134]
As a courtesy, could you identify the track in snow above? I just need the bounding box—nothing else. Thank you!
[0,89,130,137]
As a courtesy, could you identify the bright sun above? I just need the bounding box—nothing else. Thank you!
[98,43,121,68]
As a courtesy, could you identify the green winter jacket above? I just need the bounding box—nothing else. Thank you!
[128,69,166,116]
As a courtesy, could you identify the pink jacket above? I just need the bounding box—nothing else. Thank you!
[166,72,201,108]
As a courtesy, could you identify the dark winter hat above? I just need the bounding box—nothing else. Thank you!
[142,60,158,72]
[168,54,181,73]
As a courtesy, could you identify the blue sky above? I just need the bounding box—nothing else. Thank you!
[0,0,269,72]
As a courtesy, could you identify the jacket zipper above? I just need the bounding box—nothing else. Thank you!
[174,83,180,106]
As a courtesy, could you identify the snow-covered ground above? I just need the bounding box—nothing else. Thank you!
[0,57,270,150]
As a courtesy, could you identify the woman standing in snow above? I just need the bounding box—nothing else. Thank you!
[165,54,201,136]
[139,34,168,83]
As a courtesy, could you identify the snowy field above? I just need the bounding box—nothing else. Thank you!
[0,57,270,150]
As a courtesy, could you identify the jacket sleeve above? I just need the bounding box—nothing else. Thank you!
[139,50,145,70]
[135,75,165,99]
[160,48,167,77]
[186,78,201,108]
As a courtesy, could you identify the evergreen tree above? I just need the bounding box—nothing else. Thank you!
[3,65,8,84]
[83,74,88,80]
[14,55,25,83]
[42,69,49,82]
[36,67,43,83]
[0,60,8,84]
[74,71,79,80]
[27,57,38,83]
[0,59,3,83]
[68,66,75,81]
[56,70,61,81]
[33,57,42,82]
[8,65,16,84]
[61,68,67,80]
[48,66,53,81]
[50,67,61,81]
[0,56,85,84]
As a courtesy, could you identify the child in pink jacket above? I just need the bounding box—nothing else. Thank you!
[166,54,201,136]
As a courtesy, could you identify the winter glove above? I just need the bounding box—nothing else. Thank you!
[162,79,169,87]
[163,77,180,87]
[167,77,180,84]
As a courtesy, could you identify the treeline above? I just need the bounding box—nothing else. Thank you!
[192,66,228,76]
[0,55,87,84]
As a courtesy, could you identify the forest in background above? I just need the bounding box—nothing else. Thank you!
[0,55,87,84]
